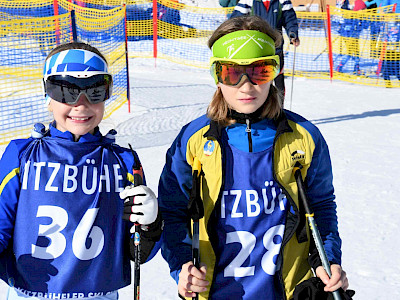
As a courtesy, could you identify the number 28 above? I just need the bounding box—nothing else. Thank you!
[224,225,285,277]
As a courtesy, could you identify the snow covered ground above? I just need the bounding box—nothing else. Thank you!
[0,57,399,299]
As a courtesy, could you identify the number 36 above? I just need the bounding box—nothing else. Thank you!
[31,205,104,260]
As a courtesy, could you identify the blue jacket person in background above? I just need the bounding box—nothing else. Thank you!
[230,0,300,105]
[336,0,369,75]
[158,16,349,300]
[382,20,400,87]
[0,42,161,299]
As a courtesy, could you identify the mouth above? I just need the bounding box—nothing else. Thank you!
[68,116,92,122]
[239,97,256,102]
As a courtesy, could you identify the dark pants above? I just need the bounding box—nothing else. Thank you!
[382,51,400,81]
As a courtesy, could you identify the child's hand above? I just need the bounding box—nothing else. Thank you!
[315,264,349,292]
[178,261,209,298]
[120,185,158,226]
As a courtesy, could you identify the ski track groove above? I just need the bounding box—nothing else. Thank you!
[117,103,208,136]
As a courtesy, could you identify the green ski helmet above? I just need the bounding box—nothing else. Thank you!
[210,30,280,85]
[210,30,280,66]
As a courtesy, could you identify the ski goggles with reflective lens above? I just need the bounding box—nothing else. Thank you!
[210,56,280,86]
[44,74,113,104]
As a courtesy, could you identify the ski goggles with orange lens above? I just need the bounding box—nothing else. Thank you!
[210,56,280,86]
[44,74,113,105]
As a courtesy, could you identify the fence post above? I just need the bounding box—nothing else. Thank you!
[152,0,158,67]
[326,5,333,82]
[53,0,61,45]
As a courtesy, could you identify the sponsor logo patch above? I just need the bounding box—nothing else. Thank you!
[204,140,215,156]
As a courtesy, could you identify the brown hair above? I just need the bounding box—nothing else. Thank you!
[207,16,283,126]
[46,42,107,63]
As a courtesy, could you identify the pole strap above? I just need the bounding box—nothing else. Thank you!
[188,157,204,222]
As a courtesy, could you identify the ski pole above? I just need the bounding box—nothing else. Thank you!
[289,43,296,111]
[128,144,143,300]
[313,35,340,61]
[187,157,204,300]
[293,162,342,300]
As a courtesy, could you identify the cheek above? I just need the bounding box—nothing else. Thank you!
[94,103,106,119]
[259,82,271,94]
[49,101,69,116]
[219,84,236,101]
[255,83,271,100]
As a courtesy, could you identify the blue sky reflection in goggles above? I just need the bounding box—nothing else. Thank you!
[44,74,113,105]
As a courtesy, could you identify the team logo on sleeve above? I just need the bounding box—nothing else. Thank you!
[203,140,215,156]
[291,150,305,165]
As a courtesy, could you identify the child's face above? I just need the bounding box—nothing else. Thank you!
[219,77,272,114]
[49,93,105,141]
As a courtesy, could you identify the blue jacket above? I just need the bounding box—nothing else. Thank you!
[0,124,140,296]
[231,0,299,53]
[158,110,341,299]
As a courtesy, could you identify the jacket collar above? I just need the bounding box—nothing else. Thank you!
[274,110,293,136]
[227,106,265,124]
[204,120,224,141]
[49,122,103,143]
[204,109,292,140]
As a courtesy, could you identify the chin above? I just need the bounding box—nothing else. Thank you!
[71,127,93,136]
[239,107,260,114]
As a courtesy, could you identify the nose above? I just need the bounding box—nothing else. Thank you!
[237,75,254,90]
[74,93,90,106]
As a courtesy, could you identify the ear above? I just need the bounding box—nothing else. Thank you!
[48,101,53,112]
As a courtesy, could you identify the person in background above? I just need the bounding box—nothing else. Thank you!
[230,0,300,106]
[0,42,162,299]
[364,0,383,8]
[219,0,238,7]
[336,0,368,75]
[365,0,382,56]
[159,15,350,300]
[336,0,350,9]
[219,0,239,19]
[382,19,400,87]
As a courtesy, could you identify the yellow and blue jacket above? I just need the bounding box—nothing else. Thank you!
[158,110,341,299]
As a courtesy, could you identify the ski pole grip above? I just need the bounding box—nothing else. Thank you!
[192,157,201,177]
[129,143,143,188]
[133,169,143,187]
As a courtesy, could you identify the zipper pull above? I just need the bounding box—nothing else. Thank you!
[245,118,251,133]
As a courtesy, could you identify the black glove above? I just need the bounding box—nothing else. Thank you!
[293,277,355,300]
